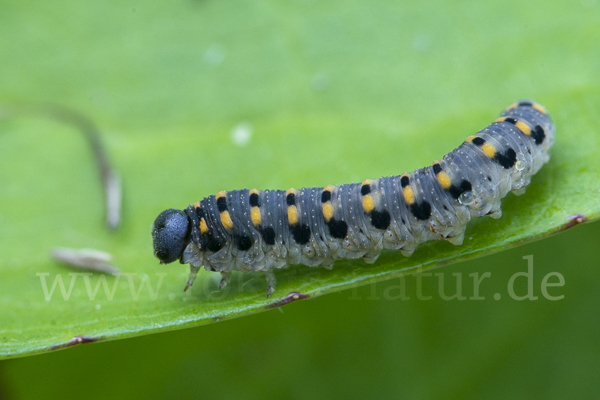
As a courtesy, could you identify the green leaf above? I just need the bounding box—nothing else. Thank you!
[1,0,599,359]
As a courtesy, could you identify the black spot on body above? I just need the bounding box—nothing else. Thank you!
[531,125,545,145]
[249,193,260,207]
[327,219,348,238]
[286,193,295,205]
[292,224,311,245]
[432,164,442,174]
[292,224,310,244]
[494,148,517,169]
[321,190,331,203]
[261,226,276,245]
[236,235,253,251]
[216,197,228,212]
[504,117,517,125]
[401,176,410,187]
[472,137,486,146]
[518,101,533,107]
[371,210,391,230]
[361,184,371,195]
[410,201,431,220]
[195,207,206,220]
[448,180,472,199]
[206,235,225,252]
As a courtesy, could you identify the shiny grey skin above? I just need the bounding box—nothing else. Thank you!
[153,101,554,295]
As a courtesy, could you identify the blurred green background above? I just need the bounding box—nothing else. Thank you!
[1,0,599,398]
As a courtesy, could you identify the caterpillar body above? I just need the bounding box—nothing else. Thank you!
[152,100,554,296]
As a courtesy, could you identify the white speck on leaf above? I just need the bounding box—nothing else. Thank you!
[203,44,226,66]
[231,122,253,147]
[412,35,431,52]
[312,73,330,91]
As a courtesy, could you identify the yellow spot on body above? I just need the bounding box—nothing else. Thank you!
[324,185,334,192]
[287,206,298,225]
[481,142,497,158]
[494,117,507,123]
[193,201,201,209]
[216,190,227,199]
[362,179,372,186]
[465,136,477,143]
[199,218,209,234]
[515,121,531,135]
[286,188,296,196]
[532,103,547,115]
[322,202,334,222]
[250,188,259,196]
[251,207,261,226]
[505,102,518,111]
[403,186,415,205]
[362,195,375,213]
[220,211,233,230]
[437,172,452,189]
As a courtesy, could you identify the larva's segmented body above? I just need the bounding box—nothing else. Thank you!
[152,100,555,296]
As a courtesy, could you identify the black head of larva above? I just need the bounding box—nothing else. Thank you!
[152,209,191,264]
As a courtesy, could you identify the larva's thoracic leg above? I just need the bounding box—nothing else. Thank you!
[265,270,276,297]
[152,99,555,297]
[219,271,231,290]
[184,265,201,292]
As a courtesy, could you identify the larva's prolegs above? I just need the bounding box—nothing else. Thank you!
[152,100,555,296]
